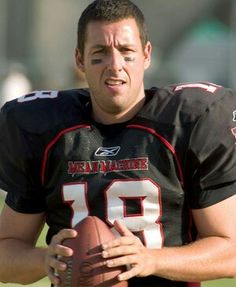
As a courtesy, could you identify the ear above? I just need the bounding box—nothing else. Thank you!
[75,48,85,72]
[144,41,152,70]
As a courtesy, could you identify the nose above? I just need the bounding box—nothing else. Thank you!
[107,50,123,72]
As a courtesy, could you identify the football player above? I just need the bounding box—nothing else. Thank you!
[0,0,236,286]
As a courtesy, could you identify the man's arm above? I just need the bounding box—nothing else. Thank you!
[101,194,236,282]
[0,203,47,284]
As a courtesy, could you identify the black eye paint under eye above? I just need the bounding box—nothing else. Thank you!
[91,59,102,65]
[124,56,135,62]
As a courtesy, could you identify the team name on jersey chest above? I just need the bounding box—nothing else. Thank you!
[67,157,148,175]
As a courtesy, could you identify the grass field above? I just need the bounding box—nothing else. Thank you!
[0,193,235,287]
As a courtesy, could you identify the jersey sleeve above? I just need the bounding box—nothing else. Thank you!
[186,89,236,209]
[0,101,46,213]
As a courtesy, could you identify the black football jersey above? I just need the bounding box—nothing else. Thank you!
[0,82,236,287]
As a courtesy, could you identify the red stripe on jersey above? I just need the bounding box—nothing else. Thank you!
[41,124,91,185]
[127,124,184,186]
[188,283,201,287]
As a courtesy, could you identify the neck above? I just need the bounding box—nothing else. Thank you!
[92,96,146,125]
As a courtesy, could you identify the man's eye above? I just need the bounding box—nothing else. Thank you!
[91,59,102,65]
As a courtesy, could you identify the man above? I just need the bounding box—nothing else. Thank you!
[0,0,236,286]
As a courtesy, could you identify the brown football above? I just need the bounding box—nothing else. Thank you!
[57,216,128,287]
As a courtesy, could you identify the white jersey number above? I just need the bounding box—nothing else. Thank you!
[62,178,163,248]
[17,90,58,103]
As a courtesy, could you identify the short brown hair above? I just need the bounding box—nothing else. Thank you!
[77,0,148,56]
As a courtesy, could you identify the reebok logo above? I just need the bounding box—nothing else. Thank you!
[95,146,120,157]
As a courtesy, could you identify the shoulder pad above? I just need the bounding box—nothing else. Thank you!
[1,89,90,134]
[143,82,231,125]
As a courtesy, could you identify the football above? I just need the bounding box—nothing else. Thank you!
[57,216,128,287]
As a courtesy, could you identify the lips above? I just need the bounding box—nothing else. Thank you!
[105,78,126,86]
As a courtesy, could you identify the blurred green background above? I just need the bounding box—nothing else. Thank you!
[1,0,236,108]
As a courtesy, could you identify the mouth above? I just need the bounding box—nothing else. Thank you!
[105,78,126,86]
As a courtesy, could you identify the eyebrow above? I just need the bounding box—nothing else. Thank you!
[90,44,108,51]
[90,43,136,51]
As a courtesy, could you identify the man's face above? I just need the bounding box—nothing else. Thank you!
[75,18,151,123]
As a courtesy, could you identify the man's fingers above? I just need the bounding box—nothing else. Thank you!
[49,243,73,257]
[102,234,138,250]
[47,257,66,286]
[51,229,77,245]
[49,228,77,256]
[114,220,134,237]
[48,269,60,287]
[118,264,141,281]
[102,244,138,258]
[49,256,67,271]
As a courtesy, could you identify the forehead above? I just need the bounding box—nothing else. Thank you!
[85,18,141,47]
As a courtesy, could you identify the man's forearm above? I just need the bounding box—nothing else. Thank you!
[0,239,47,284]
[152,236,236,282]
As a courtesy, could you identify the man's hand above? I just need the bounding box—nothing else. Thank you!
[102,220,157,281]
[44,229,77,286]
